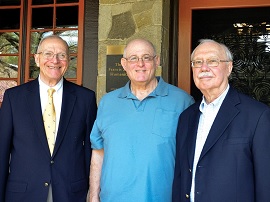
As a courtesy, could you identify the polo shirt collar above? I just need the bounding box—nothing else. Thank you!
[118,76,169,99]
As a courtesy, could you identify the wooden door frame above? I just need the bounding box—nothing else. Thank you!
[178,0,270,93]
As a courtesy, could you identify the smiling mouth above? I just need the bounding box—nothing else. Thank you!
[48,66,61,69]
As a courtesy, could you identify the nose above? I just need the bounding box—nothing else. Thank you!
[201,61,210,70]
[51,54,60,63]
[137,58,145,66]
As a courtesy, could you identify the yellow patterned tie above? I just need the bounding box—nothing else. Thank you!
[43,88,56,155]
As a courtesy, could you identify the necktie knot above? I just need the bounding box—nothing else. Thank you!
[48,88,55,97]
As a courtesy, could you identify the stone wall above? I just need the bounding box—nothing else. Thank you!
[97,0,170,102]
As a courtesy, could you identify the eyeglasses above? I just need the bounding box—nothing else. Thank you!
[124,55,156,63]
[38,51,68,61]
[191,59,230,68]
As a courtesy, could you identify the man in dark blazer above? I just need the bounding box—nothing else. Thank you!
[0,35,97,201]
[172,39,270,202]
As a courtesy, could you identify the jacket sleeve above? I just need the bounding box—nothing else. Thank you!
[253,107,270,201]
[0,91,13,201]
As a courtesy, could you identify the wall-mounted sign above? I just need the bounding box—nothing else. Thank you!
[106,45,129,92]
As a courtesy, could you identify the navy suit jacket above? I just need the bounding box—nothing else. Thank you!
[0,79,97,202]
[172,87,270,202]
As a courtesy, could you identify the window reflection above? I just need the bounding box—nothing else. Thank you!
[56,6,78,28]
[56,30,78,53]
[0,0,20,6]
[66,56,77,78]
[32,0,53,5]
[32,7,53,29]
[56,0,78,3]
[0,32,19,79]
[0,80,17,104]
[0,56,18,78]
[0,32,19,54]
[0,9,20,29]
[30,31,53,54]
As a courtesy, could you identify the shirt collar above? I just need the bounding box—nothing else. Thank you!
[38,76,63,93]
[199,84,230,112]
[118,76,169,99]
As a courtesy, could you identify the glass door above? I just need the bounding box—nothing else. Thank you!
[178,0,270,106]
[191,7,270,105]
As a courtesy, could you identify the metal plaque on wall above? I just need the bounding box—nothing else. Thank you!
[106,45,129,92]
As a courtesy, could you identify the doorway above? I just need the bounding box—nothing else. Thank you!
[178,0,270,106]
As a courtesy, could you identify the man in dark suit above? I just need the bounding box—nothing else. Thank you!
[172,39,270,202]
[0,35,97,202]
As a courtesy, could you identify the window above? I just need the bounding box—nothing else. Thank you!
[0,0,84,105]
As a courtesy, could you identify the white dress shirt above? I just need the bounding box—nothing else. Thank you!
[190,85,229,202]
[39,76,63,142]
[39,76,63,202]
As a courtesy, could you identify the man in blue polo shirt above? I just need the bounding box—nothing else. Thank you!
[89,38,194,202]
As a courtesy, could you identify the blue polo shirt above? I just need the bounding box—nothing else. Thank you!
[90,77,194,202]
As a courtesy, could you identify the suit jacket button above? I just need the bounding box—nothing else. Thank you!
[51,160,54,164]
[185,194,189,198]
[44,182,49,187]
[189,169,192,172]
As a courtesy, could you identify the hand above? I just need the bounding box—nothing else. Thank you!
[89,195,100,202]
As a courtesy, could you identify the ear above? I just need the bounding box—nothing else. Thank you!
[227,61,233,76]
[121,57,127,71]
[34,54,40,67]
[155,55,160,69]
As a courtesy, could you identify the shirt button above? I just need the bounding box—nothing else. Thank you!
[44,182,49,187]
[185,194,189,198]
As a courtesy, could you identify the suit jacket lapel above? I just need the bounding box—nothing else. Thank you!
[26,79,51,156]
[52,80,76,157]
[187,103,201,169]
[199,88,240,160]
